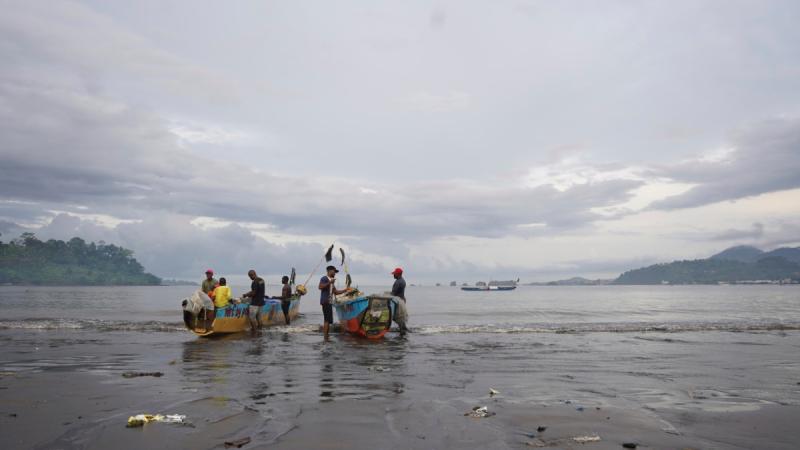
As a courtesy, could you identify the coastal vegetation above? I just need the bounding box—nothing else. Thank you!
[615,252,800,285]
[0,233,161,286]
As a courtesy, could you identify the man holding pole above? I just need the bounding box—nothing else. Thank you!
[319,265,347,339]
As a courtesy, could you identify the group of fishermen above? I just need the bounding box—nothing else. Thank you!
[201,269,294,331]
[200,266,408,337]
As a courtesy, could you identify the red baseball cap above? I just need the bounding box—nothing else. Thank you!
[205,269,214,274]
[391,267,403,275]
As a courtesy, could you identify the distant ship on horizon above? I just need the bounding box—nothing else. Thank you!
[462,278,519,291]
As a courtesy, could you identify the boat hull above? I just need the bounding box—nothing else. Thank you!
[183,297,300,337]
[333,295,396,339]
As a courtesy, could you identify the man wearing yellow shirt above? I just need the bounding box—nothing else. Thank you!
[211,277,232,309]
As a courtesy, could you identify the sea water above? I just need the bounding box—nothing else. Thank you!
[1,285,799,448]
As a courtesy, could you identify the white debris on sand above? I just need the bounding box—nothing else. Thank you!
[572,435,601,443]
[465,406,496,418]
[126,414,187,427]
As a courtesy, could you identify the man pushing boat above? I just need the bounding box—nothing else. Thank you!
[391,267,409,335]
[242,269,266,333]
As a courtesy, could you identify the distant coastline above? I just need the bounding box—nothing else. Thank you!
[3,233,799,288]
[613,245,800,285]
[458,245,800,287]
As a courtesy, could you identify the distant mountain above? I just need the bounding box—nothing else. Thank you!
[0,233,161,286]
[615,256,800,285]
[710,245,800,265]
[765,247,800,264]
[710,245,764,263]
[528,277,613,286]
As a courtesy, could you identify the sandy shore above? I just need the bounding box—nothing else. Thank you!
[3,368,799,450]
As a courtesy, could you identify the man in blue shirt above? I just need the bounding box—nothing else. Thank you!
[319,265,347,339]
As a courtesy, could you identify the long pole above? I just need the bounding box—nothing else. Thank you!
[301,241,335,288]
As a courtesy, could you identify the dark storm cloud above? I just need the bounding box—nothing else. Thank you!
[0,1,233,101]
[649,118,800,210]
[0,219,23,237]
[22,213,386,280]
[2,0,799,280]
[711,223,765,242]
[668,222,767,244]
[0,74,644,240]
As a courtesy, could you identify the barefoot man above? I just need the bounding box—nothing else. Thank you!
[319,265,347,339]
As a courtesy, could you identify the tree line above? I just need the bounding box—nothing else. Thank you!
[614,256,800,285]
[0,233,161,285]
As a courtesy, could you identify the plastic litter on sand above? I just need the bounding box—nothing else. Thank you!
[572,435,601,443]
[465,406,496,418]
[126,414,187,427]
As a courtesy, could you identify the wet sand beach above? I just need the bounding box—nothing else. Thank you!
[2,357,799,450]
[1,286,800,449]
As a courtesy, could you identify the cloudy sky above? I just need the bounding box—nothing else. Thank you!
[1,0,799,283]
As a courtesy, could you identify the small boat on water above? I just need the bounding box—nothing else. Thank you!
[182,291,301,337]
[461,285,517,291]
[333,291,398,339]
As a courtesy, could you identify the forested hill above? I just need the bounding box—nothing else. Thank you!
[0,233,161,286]
[615,256,800,285]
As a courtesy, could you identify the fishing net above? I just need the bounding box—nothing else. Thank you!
[182,290,214,315]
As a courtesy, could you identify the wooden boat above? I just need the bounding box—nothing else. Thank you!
[183,296,301,337]
[333,292,397,339]
[461,286,517,291]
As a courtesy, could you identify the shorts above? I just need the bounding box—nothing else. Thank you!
[248,305,263,320]
[281,301,291,319]
[321,303,334,324]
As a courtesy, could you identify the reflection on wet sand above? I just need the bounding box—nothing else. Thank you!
[179,331,410,406]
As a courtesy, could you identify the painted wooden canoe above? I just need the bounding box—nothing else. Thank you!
[183,297,300,337]
[333,294,397,339]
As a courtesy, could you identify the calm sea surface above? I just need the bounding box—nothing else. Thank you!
[1,284,798,332]
[1,285,799,448]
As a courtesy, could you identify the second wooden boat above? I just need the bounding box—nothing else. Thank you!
[333,292,397,339]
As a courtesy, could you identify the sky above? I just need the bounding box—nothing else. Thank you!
[1,0,799,284]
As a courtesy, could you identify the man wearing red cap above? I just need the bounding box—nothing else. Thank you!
[201,269,217,295]
[391,268,409,335]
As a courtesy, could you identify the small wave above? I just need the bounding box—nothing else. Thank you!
[262,324,320,334]
[413,321,800,334]
[1,319,799,335]
[0,318,185,332]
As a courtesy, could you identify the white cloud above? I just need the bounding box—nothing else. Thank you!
[400,91,472,113]
[169,123,251,147]
[526,156,643,192]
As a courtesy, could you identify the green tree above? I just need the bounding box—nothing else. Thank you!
[0,234,161,286]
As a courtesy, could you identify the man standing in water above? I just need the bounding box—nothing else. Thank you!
[276,275,292,325]
[243,269,266,332]
[201,269,217,295]
[319,265,347,339]
[391,267,409,335]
